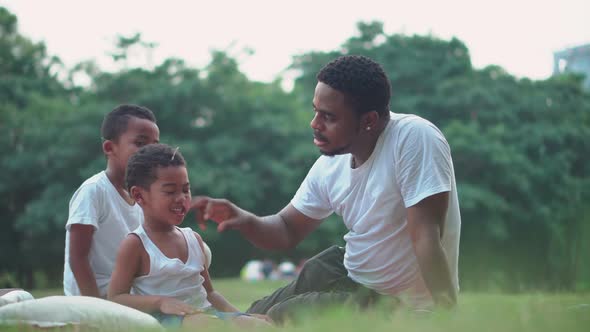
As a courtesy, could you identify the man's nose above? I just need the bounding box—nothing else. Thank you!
[310,113,321,130]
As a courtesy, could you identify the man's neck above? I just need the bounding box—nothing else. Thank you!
[351,117,389,168]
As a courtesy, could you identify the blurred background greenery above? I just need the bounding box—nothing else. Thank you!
[1,7,589,293]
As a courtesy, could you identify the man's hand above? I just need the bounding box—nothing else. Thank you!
[191,196,253,232]
[191,199,319,250]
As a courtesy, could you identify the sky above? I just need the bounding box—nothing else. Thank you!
[2,0,589,83]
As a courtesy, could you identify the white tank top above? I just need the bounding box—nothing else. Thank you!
[130,225,211,309]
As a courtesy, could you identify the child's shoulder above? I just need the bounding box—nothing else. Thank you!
[69,171,110,202]
[78,171,109,187]
[181,229,211,269]
[183,227,200,237]
[117,232,148,262]
[122,231,145,249]
[180,227,203,243]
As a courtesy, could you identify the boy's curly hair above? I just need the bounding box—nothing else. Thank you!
[126,144,185,191]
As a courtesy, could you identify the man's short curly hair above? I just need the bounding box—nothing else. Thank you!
[126,144,186,191]
[317,55,391,117]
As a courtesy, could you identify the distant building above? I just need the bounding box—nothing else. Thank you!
[553,43,590,89]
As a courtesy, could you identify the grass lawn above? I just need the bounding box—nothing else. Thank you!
[9,279,590,331]
[29,278,292,310]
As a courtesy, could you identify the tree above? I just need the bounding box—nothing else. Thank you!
[2,8,588,290]
[0,7,72,287]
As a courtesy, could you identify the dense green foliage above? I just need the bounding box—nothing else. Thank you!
[1,9,588,291]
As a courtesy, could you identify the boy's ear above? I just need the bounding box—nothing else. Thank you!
[102,140,114,156]
[130,186,144,205]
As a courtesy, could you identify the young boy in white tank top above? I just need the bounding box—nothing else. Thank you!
[108,144,271,328]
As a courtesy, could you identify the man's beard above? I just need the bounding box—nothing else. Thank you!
[319,143,352,157]
[315,123,360,157]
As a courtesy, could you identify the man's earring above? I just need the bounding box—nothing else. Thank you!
[366,126,371,131]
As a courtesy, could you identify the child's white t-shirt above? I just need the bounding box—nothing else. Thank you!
[291,112,461,307]
[63,171,143,297]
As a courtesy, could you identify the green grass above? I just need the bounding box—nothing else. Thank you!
[28,278,292,310]
[7,279,590,331]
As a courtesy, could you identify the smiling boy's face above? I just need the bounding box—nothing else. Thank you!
[138,165,191,226]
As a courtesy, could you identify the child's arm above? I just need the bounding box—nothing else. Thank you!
[202,267,240,312]
[194,232,240,312]
[67,183,105,298]
[69,224,101,297]
[108,235,198,315]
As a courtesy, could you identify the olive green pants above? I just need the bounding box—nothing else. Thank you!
[246,246,387,324]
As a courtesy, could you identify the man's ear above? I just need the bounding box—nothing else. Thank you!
[362,111,379,130]
[130,186,144,205]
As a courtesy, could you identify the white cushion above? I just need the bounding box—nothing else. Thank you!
[0,290,34,308]
[0,296,163,331]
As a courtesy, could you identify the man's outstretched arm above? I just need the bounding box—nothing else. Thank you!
[192,197,320,250]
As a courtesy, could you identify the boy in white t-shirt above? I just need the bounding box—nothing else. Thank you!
[63,104,160,297]
[108,144,270,328]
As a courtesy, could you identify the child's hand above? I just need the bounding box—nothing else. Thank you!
[249,313,274,324]
[158,298,199,316]
[232,315,273,328]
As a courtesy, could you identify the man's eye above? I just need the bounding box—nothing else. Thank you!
[135,141,146,147]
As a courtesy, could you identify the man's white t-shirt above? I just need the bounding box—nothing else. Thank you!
[63,171,143,297]
[291,112,461,307]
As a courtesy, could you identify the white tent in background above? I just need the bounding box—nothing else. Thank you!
[278,261,296,278]
[240,260,264,282]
